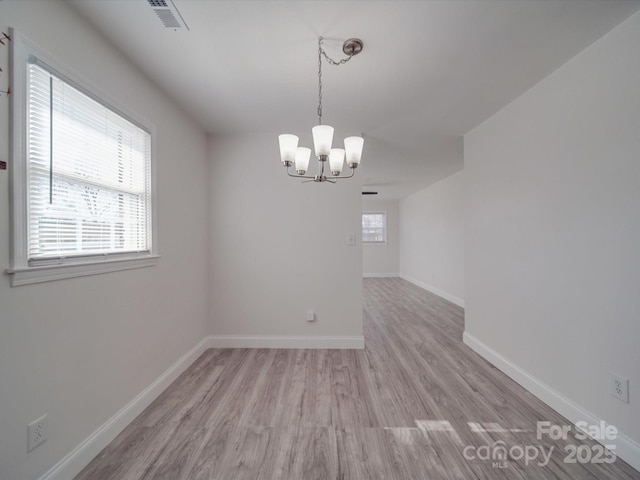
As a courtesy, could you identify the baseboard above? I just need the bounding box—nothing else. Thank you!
[40,337,212,480]
[398,273,465,308]
[363,273,399,278]
[205,335,365,349]
[463,331,640,473]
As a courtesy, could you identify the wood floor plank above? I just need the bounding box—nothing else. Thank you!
[271,427,338,480]
[204,349,276,428]
[74,424,155,480]
[242,348,290,427]
[336,427,411,480]
[75,278,640,480]
[387,427,451,480]
[272,350,310,429]
[329,350,380,428]
[184,423,237,480]
[300,350,333,427]
[216,426,279,480]
[136,423,210,480]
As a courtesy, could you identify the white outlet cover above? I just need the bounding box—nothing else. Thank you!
[610,374,629,404]
[28,413,48,452]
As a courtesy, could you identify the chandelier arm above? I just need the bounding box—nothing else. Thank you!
[328,167,357,180]
[287,172,317,180]
[286,165,316,180]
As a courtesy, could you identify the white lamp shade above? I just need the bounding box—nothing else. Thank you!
[295,147,311,173]
[278,134,299,164]
[329,148,345,174]
[344,136,364,166]
[312,125,334,157]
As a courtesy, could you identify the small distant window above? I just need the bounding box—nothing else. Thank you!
[362,212,387,244]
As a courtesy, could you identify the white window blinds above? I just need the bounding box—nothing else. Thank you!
[27,61,152,263]
[362,212,386,243]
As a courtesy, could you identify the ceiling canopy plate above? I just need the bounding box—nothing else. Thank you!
[343,38,363,57]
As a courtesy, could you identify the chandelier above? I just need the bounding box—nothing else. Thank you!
[278,37,364,183]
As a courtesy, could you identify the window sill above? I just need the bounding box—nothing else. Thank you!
[5,255,160,286]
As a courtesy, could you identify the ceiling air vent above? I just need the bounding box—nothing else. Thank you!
[146,0,189,31]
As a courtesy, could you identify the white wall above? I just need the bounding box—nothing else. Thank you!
[398,170,465,307]
[207,134,363,345]
[464,11,640,468]
[362,198,399,277]
[0,2,210,479]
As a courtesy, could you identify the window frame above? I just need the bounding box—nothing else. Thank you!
[362,211,388,245]
[7,30,159,286]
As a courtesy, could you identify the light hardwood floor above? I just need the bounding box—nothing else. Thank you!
[76,278,640,479]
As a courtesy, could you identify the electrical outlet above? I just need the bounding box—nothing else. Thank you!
[306,308,316,322]
[27,414,48,452]
[610,374,629,404]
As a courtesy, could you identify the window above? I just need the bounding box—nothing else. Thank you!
[362,212,387,244]
[8,32,157,286]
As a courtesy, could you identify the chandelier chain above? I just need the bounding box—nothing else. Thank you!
[319,36,355,66]
[317,37,355,124]
[321,49,354,66]
[318,37,323,124]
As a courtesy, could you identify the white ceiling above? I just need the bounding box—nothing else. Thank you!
[69,0,640,199]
